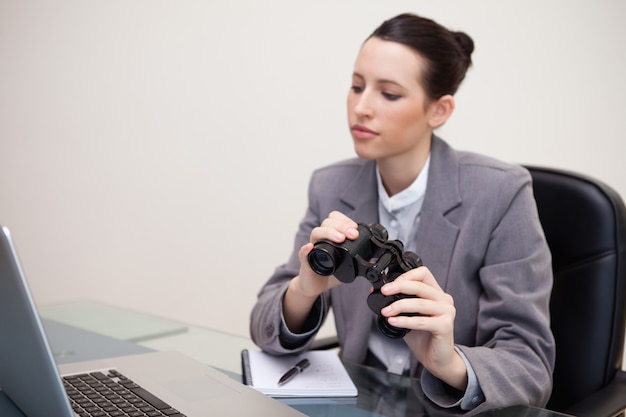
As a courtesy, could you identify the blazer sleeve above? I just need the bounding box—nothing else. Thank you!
[249,172,330,355]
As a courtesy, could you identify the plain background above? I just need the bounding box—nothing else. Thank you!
[1,0,625,341]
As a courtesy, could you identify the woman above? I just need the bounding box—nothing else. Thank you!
[250,13,555,413]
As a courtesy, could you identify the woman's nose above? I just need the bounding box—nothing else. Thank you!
[353,93,373,118]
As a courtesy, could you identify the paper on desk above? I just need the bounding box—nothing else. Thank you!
[241,349,358,397]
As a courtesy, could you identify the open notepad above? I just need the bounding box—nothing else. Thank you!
[241,349,358,397]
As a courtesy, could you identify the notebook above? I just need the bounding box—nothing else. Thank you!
[241,349,358,397]
[0,225,305,417]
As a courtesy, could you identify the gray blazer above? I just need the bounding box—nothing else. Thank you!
[250,136,555,412]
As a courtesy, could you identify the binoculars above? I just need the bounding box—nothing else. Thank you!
[307,223,422,339]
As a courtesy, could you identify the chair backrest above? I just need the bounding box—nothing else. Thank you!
[526,166,626,412]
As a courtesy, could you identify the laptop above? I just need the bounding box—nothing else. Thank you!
[0,225,305,417]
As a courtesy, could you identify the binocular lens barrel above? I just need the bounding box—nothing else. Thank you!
[377,315,410,339]
[308,244,338,276]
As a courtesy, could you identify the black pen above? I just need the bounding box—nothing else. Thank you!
[277,358,310,386]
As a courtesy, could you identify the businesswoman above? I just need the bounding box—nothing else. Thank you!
[250,13,555,413]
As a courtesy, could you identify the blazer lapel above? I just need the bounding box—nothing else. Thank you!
[414,136,462,291]
[337,160,379,224]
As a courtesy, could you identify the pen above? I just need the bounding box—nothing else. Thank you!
[277,358,310,386]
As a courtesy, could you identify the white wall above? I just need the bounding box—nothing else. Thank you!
[1,0,625,338]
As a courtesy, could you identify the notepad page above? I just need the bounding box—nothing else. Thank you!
[243,350,357,397]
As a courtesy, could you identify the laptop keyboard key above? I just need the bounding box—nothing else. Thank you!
[129,387,171,410]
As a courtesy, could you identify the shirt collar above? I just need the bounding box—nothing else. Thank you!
[376,155,430,213]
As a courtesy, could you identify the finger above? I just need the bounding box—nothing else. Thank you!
[298,242,314,259]
[310,226,349,244]
[400,266,441,286]
[385,267,444,293]
[327,210,357,224]
[323,211,359,238]
[381,278,449,305]
[383,299,456,333]
[386,309,455,335]
[310,214,359,243]
[381,296,453,318]
[297,243,316,273]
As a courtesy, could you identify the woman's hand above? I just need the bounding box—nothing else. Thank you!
[380,267,468,391]
[283,211,359,332]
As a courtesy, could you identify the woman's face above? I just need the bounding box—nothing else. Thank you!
[347,37,439,163]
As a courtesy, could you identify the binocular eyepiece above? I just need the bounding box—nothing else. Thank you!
[307,223,423,339]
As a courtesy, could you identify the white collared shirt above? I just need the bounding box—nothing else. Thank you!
[368,156,430,375]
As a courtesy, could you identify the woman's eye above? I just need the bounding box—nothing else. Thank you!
[351,85,364,93]
[382,92,401,101]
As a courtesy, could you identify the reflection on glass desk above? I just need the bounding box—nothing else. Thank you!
[336,362,570,417]
[40,301,572,417]
[38,300,188,342]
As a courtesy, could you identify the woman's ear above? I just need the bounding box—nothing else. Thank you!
[428,95,455,129]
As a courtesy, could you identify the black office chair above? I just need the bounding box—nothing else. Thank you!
[526,166,626,417]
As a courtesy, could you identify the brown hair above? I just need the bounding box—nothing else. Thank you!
[369,13,474,100]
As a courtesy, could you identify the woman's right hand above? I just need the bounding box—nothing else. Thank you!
[283,211,360,332]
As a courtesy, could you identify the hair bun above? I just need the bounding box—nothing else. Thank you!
[453,31,475,62]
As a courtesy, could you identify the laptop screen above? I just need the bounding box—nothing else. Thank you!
[0,226,74,417]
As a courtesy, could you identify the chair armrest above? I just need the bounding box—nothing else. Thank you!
[564,370,626,417]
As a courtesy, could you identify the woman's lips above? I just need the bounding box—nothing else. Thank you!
[351,124,378,140]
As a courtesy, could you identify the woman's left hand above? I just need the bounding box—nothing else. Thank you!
[379,266,468,391]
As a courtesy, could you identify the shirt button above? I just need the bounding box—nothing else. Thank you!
[390,219,398,227]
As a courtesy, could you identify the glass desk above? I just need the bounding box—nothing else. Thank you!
[39,301,572,417]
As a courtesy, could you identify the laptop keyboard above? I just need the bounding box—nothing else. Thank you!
[63,369,186,417]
